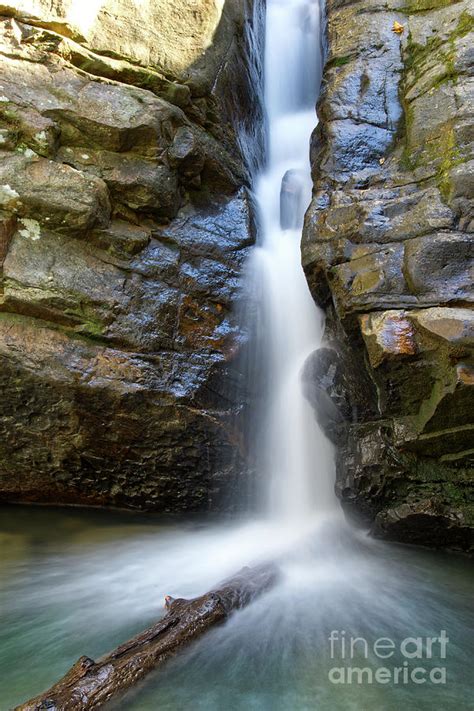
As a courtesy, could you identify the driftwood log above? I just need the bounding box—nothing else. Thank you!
[16,563,278,711]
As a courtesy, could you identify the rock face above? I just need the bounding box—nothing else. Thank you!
[303,0,473,551]
[0,0,265,510]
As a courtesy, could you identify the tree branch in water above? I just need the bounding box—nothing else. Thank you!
[16,563,278,711]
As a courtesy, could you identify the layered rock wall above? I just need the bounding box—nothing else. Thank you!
[303,0,473,551]
[0,0,265,510]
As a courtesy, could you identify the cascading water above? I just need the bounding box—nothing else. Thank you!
[249,0,335,520]
[1,1,472,709]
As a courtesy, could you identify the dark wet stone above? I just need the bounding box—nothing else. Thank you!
[280,169,305,230]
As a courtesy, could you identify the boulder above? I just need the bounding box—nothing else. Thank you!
[0,151,111,232]
[58,146,181,220]
[280,169,305,230]
[89,220,151,258]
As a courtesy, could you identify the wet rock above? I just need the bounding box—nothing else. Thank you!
[0,151,111,233]
[373,500,474,552]
[329,243,409,316]
[359,312,418,369]
[412,307,474,346]
[0,316,238,510]
[89,221,151,258]
[0,211,16,264]
[303,0,474,551]
[302,347,352,445]
[2,226,129,331]
[280,169,305,230]
[316,120,394,180]
[0,1,264,511]
[0,189,257,510]
[168,126,206,181]
[404,232,474,301]
[58,146,181,220]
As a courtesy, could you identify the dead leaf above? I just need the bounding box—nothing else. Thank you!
[392,21,404,34]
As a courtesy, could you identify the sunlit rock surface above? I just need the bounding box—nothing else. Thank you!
[0,0,264,510]
[303,0,473,551]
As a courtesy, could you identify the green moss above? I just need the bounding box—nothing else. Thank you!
[76,58,102,75]
[399,103,415,171]
[456,10,474,36]
[436,124,462,200]
[403,11,473,83]
[0,106,19,125]
[0,310,107,346]
[325,55,353,70]
[402,116,464,194]
[64,307,105,338]
[74,320,105,337]
[441,480,473,505]
[162,82,191,108]
[385,450,474,523]
[408,359,452,430]
[403,0,461,13]
[399,14,472,180]
[404,36,445,84]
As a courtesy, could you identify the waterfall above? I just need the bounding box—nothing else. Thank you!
[248,0,336,521]
[3,4,473,707]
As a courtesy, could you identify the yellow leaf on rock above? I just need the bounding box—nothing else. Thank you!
[392,21,404,34]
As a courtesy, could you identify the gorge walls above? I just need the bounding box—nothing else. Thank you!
[0,0,264,510]
[303,0,473,551]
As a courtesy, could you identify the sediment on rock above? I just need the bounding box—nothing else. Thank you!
[302,0,474,552]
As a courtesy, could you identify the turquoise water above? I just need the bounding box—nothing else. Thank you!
[0,506,472,710]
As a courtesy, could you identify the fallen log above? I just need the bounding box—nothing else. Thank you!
[16,562,278,711]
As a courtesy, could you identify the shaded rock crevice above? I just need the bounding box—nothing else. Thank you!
[303,0,473,551]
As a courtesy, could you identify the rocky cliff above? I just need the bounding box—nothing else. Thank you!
[303,0,473,551]
[0,0,264,510]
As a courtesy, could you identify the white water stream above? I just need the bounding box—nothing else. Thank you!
[251,0,334,520]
